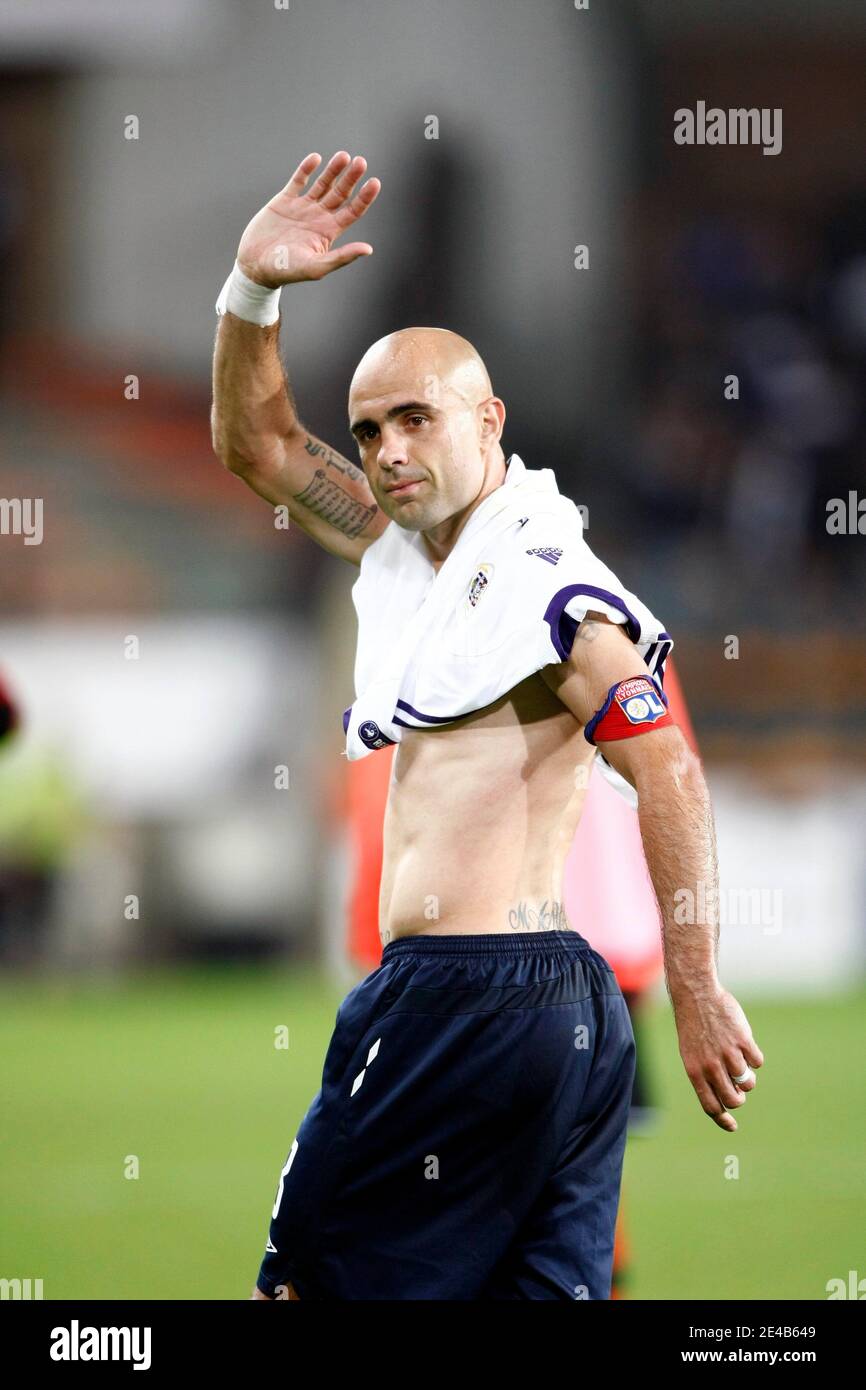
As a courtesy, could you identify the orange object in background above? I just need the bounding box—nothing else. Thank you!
[344,747,393,973]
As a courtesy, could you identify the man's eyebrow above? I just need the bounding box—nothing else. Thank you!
[349,401,438,439]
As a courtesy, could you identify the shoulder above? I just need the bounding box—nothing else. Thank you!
[502,508,587,598]
[540,609,629,685]
[513,506,581,554]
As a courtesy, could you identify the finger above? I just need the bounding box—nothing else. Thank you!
[320,154,368,211]
[334,177,382,229]
[711,1108,738,1133]
[708,1062,748,1110]
[725,1055,757,1091]
[693,1076,738,1131]
[279,152,322,198]
[311,243,373,278]
[743,1039,764,1069]
[307,150,353,203]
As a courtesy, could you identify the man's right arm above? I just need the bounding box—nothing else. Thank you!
[210,151,388,566]
[211,308,388,566]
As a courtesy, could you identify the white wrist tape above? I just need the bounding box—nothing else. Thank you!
[215,260,281,326]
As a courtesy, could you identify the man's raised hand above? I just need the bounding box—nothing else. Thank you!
[236,151,381,288]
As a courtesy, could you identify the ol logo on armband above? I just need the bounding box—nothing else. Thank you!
[585,675,674,745]
[617,677,668,725]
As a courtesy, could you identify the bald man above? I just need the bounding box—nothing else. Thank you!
[212,152,763,1301]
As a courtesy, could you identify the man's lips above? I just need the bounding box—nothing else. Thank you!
[384,478,424,496]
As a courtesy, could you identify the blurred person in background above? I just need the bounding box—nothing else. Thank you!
[0,669,79,964]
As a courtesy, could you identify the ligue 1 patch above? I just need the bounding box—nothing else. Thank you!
[359,719,392,750]
[468,562,494,607]
[616,676,667,725]
[526,546,562,566]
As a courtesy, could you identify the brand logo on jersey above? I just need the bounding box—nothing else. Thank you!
[526,546,562,565]
[468,563,494,607]
[516,516,529,529]
[615,677,667,724]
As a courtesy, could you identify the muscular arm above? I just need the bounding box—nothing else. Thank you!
[211,311,388,564]
[604,721,720,995]
[541,613,764,1131]
[210,151,390,565]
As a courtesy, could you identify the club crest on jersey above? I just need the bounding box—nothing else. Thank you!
[526,546,562,566]
[615,677,667,725]
[468,563,494,607]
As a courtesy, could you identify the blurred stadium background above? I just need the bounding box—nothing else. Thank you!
[1,0,864,1300]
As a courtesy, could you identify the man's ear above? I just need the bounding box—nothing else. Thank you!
[478,396,506,444]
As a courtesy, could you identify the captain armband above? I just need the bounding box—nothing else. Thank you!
[584,675,674,745]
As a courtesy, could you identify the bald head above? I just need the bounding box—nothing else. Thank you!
[349,327,493,413]
[347,325,506,543]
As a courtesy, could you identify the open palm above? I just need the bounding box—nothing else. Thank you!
[236,151,381,287]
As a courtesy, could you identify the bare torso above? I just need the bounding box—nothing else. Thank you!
[379,671,597,944]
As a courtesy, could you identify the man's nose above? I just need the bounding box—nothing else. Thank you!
[377,426,409,469]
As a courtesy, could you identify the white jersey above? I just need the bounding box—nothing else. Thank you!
[342,452,672,804]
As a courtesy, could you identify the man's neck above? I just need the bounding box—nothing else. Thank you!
[422,449,507,572]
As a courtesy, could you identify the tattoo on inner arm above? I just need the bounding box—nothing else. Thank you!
[507,900,571,932]
[293,467,378,538]
[303,435,364,481]
[576,612,611,643]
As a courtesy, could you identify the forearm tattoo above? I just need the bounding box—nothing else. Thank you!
[303,435,364,481]
[294,436,378,538]
[507,900,571,932]
[293,469,378,537]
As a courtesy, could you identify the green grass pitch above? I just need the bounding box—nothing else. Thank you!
[1,967,863,1299]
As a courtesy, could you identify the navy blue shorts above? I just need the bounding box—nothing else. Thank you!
[256,931,635,1300]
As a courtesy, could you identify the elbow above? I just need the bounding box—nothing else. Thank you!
[677,738,705,790]
[211,420,252,477]
[210,406,289,480]
[632,725,704,802]
[219,449,253,478]
[667,739,708,810]
[211,405,247,478]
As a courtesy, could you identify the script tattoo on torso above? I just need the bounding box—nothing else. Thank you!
[507,899,571,932]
